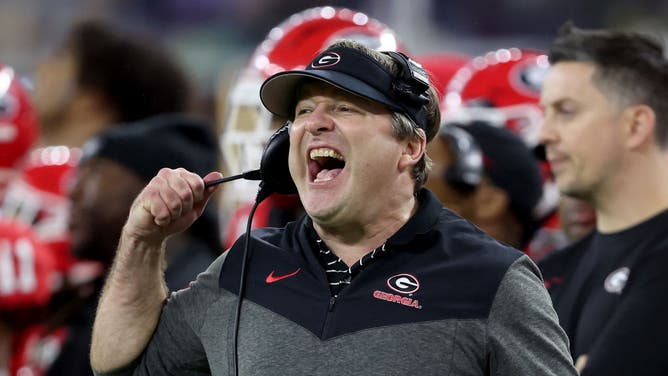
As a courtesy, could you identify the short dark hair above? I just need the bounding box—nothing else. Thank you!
[63,19,192,122]
[548,22,668,146]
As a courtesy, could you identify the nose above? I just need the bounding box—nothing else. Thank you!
[304,104,334,135]
[538,116,558,147]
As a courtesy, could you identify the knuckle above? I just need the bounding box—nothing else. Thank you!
[167,199,182,214]
[157,167,173,177]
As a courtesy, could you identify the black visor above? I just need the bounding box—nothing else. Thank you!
[260,46,428,131]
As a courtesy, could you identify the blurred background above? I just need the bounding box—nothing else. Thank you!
[1,0,667,124]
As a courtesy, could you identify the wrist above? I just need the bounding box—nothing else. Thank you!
[121,224,167,253]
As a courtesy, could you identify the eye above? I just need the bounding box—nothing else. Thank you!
[556,109,576,120]
[294,105,313,117]
[336,103,358,113]
[545,102,576,122]
[556,102,577,116]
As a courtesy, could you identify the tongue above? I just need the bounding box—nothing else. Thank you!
[314,168,342,183]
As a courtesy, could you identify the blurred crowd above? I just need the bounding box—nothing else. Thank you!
[0,5,666,375]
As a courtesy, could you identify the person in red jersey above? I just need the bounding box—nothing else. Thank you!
[0,62,38,197]
[0,219,58,376]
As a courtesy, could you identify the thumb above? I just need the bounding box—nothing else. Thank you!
[194,171,224,214]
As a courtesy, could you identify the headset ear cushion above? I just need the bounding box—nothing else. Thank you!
[259,122,298,195]
[384,51,430,106]
[392,81,430,105]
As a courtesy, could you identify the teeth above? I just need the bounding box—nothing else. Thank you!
[309,148,344,161]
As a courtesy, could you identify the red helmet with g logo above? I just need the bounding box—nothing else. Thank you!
[415,52,470,104]
[220,6,405,206]
[0,63,39,189]
[444,48,549,149]
[443,49,560,227]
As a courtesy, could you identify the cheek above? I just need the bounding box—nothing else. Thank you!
[104,205,133,230]
[576,123,617,158]
[34,66,72,110]
[287,132,303,177]
[562,117,600,156]
[75,180,103,211]
[93,188,137,230]
[356,135,401,170]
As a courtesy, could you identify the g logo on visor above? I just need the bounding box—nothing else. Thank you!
[311,52,341,68]
[387,273,420,294]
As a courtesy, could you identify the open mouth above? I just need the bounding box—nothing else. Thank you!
[308,147,346,183]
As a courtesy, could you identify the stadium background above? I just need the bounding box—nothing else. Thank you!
[1,0,666,125]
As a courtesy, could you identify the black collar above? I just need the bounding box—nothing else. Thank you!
[387,188,441,245]
[303,188,441,246]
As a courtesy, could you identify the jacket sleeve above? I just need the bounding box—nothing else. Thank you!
[93,253,228,376]
[488,255,578,376]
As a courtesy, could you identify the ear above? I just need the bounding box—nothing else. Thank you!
[472,181,509,222]
[398,130,426,171]
[624,104,656,150]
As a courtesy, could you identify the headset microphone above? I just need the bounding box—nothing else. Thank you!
[204,122,296,203]
[204,169,261,187]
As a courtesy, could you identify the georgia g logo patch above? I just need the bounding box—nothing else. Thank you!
[510,59,548,98]
[387,273,420,294]
[373,273,422,309]
[604,267,630,294]
[311,52,341,68]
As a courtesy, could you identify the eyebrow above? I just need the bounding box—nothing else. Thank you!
[542,97,573,109]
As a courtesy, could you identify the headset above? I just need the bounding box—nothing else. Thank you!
[205,121,296,199]
[383,51,431,107]
[254,123,298,199]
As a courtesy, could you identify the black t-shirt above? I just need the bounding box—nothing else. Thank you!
[539,209,668,376]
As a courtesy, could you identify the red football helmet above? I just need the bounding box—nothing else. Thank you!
[415,52,470,104]
[442,48,567,259]
[0,63,39,192]
[444,48,549,149]
[0,219,56,312]
[220,6,405,207]
[1,146,81,275]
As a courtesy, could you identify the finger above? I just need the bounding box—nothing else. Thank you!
[202,171,224,199]
[142,175,174,227]
[178,168,210,205]
[168,168,198,214]
[192,172,223,214]
[155,169,187,222]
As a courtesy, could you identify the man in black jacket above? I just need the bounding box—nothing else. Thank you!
[89,39,576,375]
